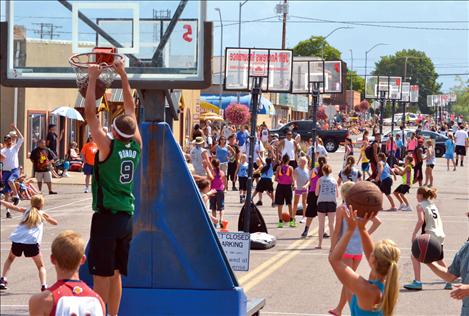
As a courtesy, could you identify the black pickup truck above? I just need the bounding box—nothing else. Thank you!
[269,120,349,152]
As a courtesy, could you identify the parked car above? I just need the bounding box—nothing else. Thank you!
[269,120,349,152]
[371,129,448,157]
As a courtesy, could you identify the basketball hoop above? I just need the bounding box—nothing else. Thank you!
[69,47,124,99]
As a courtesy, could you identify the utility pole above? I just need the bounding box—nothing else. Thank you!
[281,0,288,49]
[33,23,61,40]
[349,49,353,113]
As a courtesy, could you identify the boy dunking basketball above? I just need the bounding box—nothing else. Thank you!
[85,60,142,316]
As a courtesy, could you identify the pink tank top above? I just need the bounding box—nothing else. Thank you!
[309,168,320,192]
[210,171,225,191]
[277,165,293,185]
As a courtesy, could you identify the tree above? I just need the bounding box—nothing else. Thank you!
[450,76,469,118]
[345,70,365,96]
[292,36,341,60]
[372,49,441,114]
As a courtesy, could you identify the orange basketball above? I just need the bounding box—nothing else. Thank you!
[281,212,291,222]
[345,181,383,217]
[79,78,107,100]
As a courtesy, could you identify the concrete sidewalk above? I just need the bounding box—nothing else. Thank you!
[31,171,85,186]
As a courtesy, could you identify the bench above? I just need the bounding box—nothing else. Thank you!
[247,298,266,316]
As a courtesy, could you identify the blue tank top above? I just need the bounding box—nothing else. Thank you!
[380,163,391,181]
[341,217,363,255]
[238,162,248,177]
[261,165,274,179]
[350,280,385,316]
[216,145,229,163]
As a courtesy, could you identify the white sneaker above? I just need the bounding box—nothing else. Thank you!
[398,204,405,211]
[402,205,413,212]
[84,187,89,193]
[299,217,306,223]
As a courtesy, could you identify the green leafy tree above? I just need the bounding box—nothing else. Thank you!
[450,76,469,118]
[372,49,441,113]
[292,36,341,60]
[346,70,365,96]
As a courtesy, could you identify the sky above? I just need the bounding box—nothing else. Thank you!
[1,0,468,91]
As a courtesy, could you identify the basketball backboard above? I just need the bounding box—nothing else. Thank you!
[0,0,210,89]
[365,76,402,100]
[410,85,419,103]
[291,58,342,94]
[223,47,293,92]
[400,82,410,102]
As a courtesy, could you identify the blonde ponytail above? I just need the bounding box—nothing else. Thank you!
[21,195,44,228]
[373,239,401,316]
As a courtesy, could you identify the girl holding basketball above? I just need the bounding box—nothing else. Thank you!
[329,182,382,316]
[404,186,451,291]
[275,154,295,228]
[329,210,400,316]
[392,156,414,212]
[315,164,338,249]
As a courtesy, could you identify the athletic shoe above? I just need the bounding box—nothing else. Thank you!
[289,219,296,228]
[6,211,11,219]
[301,230,308,238]
[277,221,284,228]
[397,204,406,211]
[403,280,422,290]
[444,282,453,290]
[84,187,89,193]
[49,191,58,195]
[299,217,306,223]
[12,196,20,205]
[0,277,7,290]
[232,186,238,191]
[256,201,263,206]
[402,205,413,212]
[384,207,398,212]
[41,285,47,292]
[323,232,329,238]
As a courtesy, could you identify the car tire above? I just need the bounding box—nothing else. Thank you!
[324,139,338,152]
[435,146,443,157]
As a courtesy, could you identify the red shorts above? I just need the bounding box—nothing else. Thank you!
[343,253,363,261]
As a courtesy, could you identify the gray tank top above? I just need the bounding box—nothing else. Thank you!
[341,216,363,255]
[317,175,337,203]
[295,167,309,188]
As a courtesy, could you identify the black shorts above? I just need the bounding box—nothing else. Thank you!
[209,190,225,211]
[227,162,237,181]
[88,211,133,277]
[288,160,298,169]
[456,145,466,156]
[317,201,337,214]
[256,178,274,193]
[394,184,410,195]
[238,176,248,191]
[11,242,40,257]
[305,191,318,218]
[275,184,293,205]
[426,164,434,169]
[380,177,393,195]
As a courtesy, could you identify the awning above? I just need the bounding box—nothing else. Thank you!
[200,95,275,115]
[200,101,221,114]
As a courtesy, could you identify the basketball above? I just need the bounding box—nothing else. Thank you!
[79,78,107,100]
[345,181,383,217]
[281,212,291,222]
[411,234,442,263]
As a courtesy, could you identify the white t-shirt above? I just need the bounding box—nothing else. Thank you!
[190,146,207,176]
[1,138,23,170]
[261,129,269,143]
[454,130,468,146]
[307,145,328,158]
[282,139,296,161]
[9,208,44,244]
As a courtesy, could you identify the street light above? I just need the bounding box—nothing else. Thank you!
[364,43,388,78]
[215,8,223,110]
[321,27,353,60]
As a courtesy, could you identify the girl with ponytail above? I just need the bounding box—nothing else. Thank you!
[0,195,58,291]
[338,156,362,185]
[329,210,400,316]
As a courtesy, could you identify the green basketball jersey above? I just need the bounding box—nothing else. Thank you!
[92,139,141,215]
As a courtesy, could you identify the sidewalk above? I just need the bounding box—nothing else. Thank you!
[31,171,85,186]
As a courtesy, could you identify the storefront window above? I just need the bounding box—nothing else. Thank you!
[29,113,46,152]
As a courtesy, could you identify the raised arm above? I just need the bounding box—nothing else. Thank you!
[113,59,142,148]
[40,212,58,226]
[85,65,111,155]
[0,200,26,213]
[10,123,24,140]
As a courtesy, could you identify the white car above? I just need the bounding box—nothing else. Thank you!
[383,113,418,126]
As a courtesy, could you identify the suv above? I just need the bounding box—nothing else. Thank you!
[269,120,349,152]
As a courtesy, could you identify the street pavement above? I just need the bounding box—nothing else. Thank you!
[1,147,468,316]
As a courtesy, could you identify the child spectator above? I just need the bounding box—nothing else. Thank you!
[0,195,58,291]
[28,230,105,316]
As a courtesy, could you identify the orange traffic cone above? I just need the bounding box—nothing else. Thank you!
[220,219,229,232]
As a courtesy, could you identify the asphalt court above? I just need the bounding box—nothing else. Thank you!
[1,149,468,316]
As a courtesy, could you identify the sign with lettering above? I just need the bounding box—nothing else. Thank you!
[217,231,250,271]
